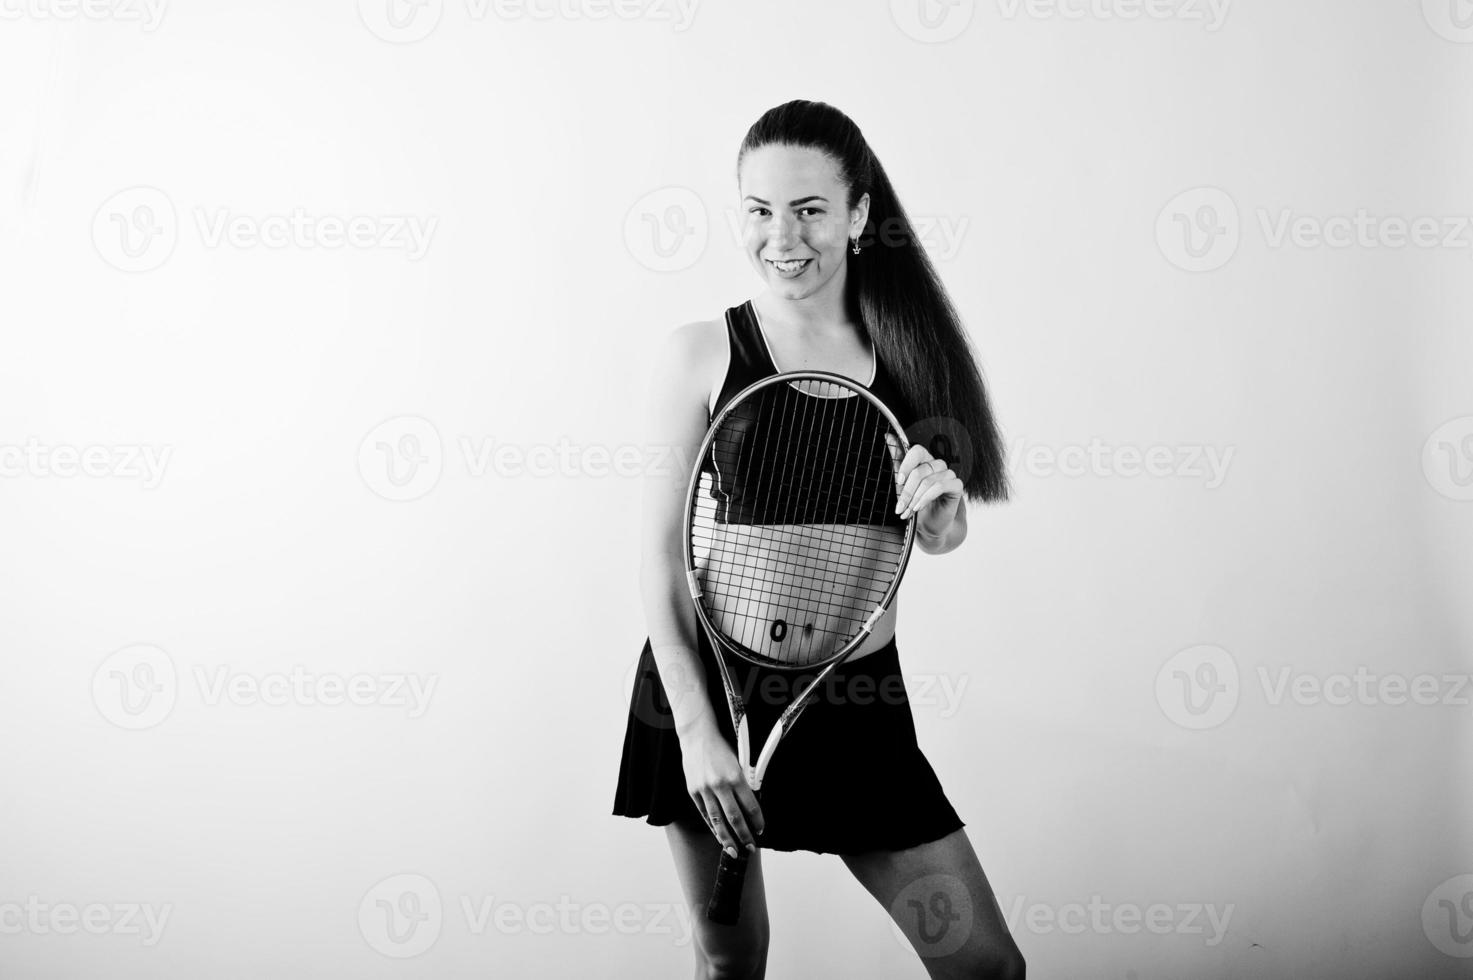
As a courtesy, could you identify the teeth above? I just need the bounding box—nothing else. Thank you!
[771,260,808,272]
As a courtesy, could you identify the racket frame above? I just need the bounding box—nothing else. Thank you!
[681,369,917,794]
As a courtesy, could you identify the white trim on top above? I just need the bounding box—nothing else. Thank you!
[750,300,877,391]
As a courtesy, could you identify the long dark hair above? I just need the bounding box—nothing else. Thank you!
[737,99,1010,503]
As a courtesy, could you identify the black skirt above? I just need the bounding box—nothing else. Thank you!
[611,626,965,856]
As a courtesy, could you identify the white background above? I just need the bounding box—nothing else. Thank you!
[1,1,1471,977]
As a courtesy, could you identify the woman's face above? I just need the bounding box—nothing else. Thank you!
[739,144,868,300]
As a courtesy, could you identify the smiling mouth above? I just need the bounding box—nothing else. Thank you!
[767,259,812,272]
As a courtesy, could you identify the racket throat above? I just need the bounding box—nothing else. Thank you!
[735,714,764,791]
[735,713,785,792]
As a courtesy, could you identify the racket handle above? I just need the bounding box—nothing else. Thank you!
[706,848,751,925]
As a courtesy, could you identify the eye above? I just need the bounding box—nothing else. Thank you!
[800,207,824,217]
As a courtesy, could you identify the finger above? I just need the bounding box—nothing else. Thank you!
[896,473,928,517]
[733,782,765,838]
[905,483,946,519]
[717,788,758,855]
[696,791,737,854]
[905,475,960,520]
[897,458,946,515]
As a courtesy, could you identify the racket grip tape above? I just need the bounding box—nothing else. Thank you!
[705,848,751,925]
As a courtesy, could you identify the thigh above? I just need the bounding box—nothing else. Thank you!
[664,817,771,973]
[841,828,1024,980]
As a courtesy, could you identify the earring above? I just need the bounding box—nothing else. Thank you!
[850,236,861,255]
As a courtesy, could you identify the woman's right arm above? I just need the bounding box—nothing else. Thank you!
[638,321,763,856]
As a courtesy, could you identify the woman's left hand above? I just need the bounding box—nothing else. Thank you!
[884,434,963,539]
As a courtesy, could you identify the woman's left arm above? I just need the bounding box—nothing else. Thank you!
[885,435,969,556]
[916,497,967,555]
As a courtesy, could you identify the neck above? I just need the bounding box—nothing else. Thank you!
[754,280,857,337]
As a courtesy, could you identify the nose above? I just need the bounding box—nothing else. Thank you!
[765,211,800,251]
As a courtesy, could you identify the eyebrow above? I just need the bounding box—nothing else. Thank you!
[744,195,829,206]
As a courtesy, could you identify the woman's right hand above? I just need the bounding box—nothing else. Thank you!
[681,725,765,858]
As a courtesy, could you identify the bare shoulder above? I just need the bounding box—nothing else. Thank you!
[661,317,724,371]
[650,317,728,413]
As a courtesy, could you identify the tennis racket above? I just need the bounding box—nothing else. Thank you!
[682,369,917,926]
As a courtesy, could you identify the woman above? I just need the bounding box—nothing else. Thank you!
[612,100,1024,979]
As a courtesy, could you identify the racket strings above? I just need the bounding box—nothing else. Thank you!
[690,376,907,668]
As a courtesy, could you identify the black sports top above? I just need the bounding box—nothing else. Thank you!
[701,300,917,526]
